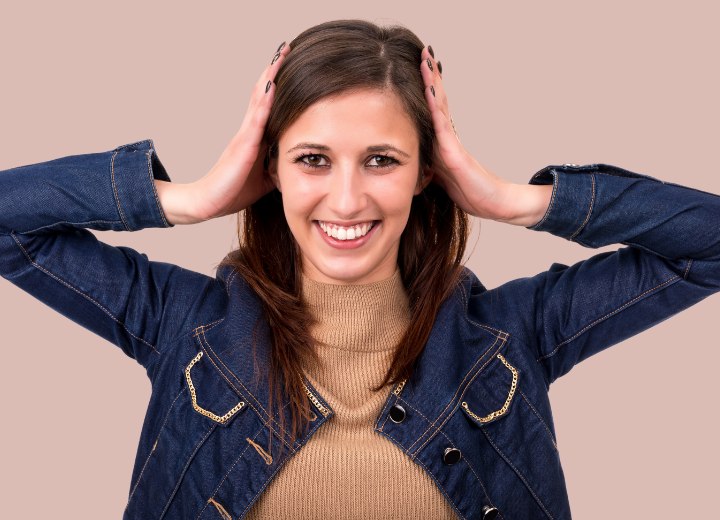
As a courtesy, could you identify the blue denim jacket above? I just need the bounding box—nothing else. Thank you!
[1,139,719,519]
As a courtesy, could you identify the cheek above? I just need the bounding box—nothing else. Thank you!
[278,176,318,223]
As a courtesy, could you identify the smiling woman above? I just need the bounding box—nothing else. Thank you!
[1,15,719,520]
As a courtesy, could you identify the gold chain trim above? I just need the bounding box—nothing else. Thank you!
[185,352,245,424]
[461,353,518,424]
[299,376,330,417]
[392,378,407,397]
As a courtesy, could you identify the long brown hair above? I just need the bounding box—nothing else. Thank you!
[217,19,469,459]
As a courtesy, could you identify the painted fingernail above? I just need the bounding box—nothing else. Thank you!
[437,61,443,75]
[428,45,435,58]
[430,85,435,98]
[265,80,272,93]
[426,58,433,72]
[271,52,281,65]
[276,41,286,53]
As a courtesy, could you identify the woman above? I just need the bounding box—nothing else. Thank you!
[1,18,718,520]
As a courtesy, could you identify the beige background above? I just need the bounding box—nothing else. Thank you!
[1,1,718,518]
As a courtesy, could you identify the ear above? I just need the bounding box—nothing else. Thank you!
[414,166,434,195]
[266,154,281,192]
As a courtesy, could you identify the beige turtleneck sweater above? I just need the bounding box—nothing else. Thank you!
[245,269,460,519]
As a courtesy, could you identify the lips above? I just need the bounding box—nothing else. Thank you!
[317,220,376,241]
[314,220,380,249]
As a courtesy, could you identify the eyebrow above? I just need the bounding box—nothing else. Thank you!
[286,142,411,159]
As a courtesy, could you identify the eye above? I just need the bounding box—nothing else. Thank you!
[293,153,328,169]
[367,154,400,169]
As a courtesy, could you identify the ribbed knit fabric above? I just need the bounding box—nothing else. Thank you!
[245,269,460,519]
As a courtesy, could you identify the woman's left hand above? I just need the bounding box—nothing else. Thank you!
[420,46,551,226]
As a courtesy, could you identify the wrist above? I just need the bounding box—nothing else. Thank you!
[493,182,553,227]
[154,179,206,226]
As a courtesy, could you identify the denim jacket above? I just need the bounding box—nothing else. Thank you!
[1,139,718,520]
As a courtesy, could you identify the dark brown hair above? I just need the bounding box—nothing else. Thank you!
[217,19,469,459]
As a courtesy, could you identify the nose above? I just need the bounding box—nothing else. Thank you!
[325,163,367,218]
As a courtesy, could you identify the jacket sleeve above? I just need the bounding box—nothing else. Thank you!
[493,163,720,386]
[0,139,220,374]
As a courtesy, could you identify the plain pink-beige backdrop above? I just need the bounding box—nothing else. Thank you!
[1,1,718,518]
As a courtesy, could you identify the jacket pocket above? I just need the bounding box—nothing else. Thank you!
[461,351,519,427]
[183,350,246,427]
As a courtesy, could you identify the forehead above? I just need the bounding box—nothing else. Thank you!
[279,89,418,150]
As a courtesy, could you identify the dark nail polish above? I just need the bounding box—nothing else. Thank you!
[428,45,435,58]
[430,85,435,98]
[437,61,443,75]
[426,58,433,72]
[271,52,280,65]
[276,41,286,53]
[265,80,272,93]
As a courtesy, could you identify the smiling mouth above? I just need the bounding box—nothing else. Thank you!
[317,220,377,241]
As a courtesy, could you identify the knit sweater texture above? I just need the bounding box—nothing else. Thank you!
[244,269,459,519]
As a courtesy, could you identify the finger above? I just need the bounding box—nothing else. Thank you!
[423,82,460,146]
[420,47,450,118]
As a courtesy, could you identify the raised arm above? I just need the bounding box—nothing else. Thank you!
[0,43,292,377]
[492,163,720,384]
[0,139,221,374]
[419,45,720,385]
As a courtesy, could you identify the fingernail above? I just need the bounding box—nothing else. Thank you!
[430,85,435,98]
[428,45,435,58]
[271,52,280,65]
[437,61,443,75]
[426,58,433,72]
[265,80,272,93]
[276,41,286,53]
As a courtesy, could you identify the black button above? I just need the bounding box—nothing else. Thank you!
[389,404,406,423]
[481,505,499,519]
[442,446,461,465]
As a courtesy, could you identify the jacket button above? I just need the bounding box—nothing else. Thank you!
[442,446,461,465]
[481,505,499,519]
[389,404,406,423]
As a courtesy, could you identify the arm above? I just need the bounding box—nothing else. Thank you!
[0,139,221,375]
[417,48,720,386]
[486,163,720,385]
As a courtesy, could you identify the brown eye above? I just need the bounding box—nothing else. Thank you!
[368,154,399,169]
[294,154,328,169]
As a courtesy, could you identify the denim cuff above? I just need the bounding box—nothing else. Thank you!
[111,139,175,230]
[524,164,597,241]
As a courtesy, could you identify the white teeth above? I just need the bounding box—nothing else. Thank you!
[318,221,375,241]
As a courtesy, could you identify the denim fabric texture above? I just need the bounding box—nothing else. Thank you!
[1,139,718,519]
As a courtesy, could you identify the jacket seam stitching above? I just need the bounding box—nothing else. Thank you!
[146,149,170,227]
[125,384,186,511]
[194,329,297,453]
[9,232,160,355]
[569,173,595,240]
[530,171,558,230]
[482,428,555,519]
[411,337,508,456]
[194,426,260,520]
[536,272,680,362]
[110,149,132,231]
[518,389,558,450]
[407,333,505,455]
[159,423,218,518]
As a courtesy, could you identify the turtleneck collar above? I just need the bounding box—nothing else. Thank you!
[300,268,411,352]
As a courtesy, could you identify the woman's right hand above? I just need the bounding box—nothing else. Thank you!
[161,42,291,225]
